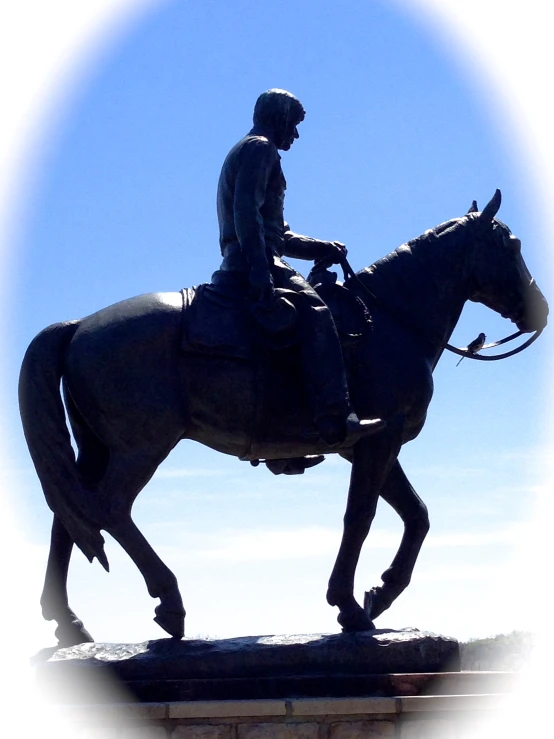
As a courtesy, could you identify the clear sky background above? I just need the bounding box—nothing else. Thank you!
[1,0,554,673]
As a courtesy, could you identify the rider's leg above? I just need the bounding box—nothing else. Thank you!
[272,260,382,445]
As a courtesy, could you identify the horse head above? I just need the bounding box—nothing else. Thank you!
[467,190,548,333]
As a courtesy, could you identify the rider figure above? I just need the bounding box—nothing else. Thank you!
[214,88,382,446]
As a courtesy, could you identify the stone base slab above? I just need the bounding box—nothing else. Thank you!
[34,629,461,703]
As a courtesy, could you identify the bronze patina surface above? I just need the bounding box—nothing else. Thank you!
[20,91,548,649]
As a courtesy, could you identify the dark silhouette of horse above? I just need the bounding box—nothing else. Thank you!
[19,191,548,647]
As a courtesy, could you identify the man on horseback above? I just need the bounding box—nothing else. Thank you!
[213,88,382,447]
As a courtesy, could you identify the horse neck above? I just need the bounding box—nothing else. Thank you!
[358,220,473,360]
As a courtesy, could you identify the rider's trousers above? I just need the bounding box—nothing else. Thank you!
[215,253,353,424]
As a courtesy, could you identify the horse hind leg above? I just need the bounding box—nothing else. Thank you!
[40,405,111,647]
[98,451,186,639]
[67,380,185,638]
[107,516,185,638]
[40,516,94,647]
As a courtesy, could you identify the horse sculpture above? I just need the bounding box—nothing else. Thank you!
[19,191,548,647]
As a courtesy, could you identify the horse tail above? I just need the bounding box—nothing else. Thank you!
[18,321,109,571]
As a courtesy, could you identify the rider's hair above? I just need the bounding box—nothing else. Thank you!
[253,89,305,130]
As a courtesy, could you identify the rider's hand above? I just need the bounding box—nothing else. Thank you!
[325,241,348,264]
[249,266,275,304]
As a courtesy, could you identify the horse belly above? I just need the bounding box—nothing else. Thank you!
[182,351,318,460]
[181,355,257,457]
[252,352,319,458]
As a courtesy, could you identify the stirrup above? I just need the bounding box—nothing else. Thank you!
[250,455,325,475]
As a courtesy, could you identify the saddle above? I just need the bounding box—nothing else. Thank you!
[181,268,369,360]
[181,269,370,476]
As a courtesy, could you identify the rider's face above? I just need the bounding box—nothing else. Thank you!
[277,116,302,151]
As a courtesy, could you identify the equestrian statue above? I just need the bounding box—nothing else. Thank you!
[19,90,548,647]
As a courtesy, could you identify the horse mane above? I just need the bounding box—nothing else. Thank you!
[352,214,513,340]
[355,217,469,309]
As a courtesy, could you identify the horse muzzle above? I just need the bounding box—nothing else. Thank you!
[515,279,549,332]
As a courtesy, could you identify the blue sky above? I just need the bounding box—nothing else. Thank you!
[1,0,553,661]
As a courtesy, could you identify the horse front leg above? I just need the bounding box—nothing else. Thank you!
[365,460,429,621]
[40,516,94,647]
[327,428,401,632]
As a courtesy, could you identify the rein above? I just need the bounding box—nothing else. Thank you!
[443,327,542,362]
[337,254,542,363]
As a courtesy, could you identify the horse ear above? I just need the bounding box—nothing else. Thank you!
[479,189,502,222]
[467,200,478,213]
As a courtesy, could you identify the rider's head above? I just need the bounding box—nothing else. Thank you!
[253,89,305,151]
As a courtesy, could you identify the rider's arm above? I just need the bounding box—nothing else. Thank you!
[283,225,346,263]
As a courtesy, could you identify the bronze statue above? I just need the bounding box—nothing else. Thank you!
[213,88,382,447]
[19,182,548,646]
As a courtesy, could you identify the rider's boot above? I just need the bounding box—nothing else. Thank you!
[317,412,385,447]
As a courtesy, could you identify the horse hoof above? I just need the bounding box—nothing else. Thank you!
[364,586,393,621]
[55,619,94,647]
[337,606,375,632]
[154,606,185,639]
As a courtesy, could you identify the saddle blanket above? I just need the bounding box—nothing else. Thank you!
[181,280,369,361]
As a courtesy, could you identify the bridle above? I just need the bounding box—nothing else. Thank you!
[336,254,543,363]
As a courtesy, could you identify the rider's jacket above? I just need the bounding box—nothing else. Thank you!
[214,130,352,426]
[217,133,328,273]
